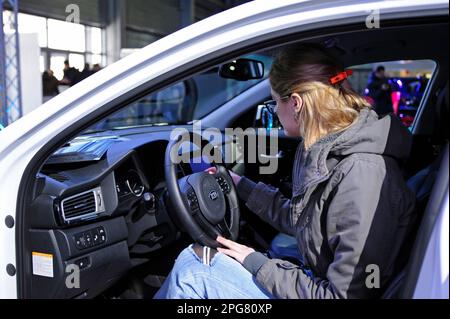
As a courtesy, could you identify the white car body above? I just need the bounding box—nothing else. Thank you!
[0,0,448,298]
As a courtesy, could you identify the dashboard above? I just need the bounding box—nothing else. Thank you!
[24,128,231,298]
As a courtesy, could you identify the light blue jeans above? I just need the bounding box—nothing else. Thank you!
[154,244,274,299]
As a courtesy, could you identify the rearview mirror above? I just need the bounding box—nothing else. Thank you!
[218,58,264,81]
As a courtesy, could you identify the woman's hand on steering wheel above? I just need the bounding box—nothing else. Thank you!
[216,235,255,264]
[205,167,241,186]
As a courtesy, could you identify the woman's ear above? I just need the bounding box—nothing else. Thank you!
[290,93,303,113]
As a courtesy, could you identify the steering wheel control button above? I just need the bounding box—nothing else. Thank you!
[215,176,230,193]
[187,191,199,211]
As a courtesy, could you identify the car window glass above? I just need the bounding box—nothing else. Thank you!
[349,59,436,128]
[84,53,272,133]
[254,59,436,131]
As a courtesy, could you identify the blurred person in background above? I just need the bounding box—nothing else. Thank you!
[60,60,80,86]
[92,63,102,73]
[42,69,60,103]
[366,65,393,116]
[78,63,93,82]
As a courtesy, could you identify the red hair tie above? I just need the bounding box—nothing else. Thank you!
[329,69,353,85]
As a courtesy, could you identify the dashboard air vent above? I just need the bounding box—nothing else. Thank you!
[61,187,105,222]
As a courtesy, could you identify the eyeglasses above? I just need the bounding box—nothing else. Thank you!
[262,95,290,115]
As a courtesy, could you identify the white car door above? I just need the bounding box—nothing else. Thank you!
[0,0,448,299]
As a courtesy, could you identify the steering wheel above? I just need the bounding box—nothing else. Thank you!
[164,131,240,248]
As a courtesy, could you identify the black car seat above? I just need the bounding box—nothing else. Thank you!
[382,142,448,298]
[382,82,448,298]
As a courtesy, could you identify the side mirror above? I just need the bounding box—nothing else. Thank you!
[218,58,264,81]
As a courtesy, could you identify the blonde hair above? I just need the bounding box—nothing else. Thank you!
[293,81,370,149]
[269,43,371,149]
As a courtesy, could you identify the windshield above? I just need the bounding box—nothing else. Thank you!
[84,53,272,133]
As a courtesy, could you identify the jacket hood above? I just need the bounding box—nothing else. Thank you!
[292,107,412,196]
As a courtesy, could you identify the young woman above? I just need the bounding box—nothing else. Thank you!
[154,43,417,299]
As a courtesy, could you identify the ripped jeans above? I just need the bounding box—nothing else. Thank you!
[153,244,274,299]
